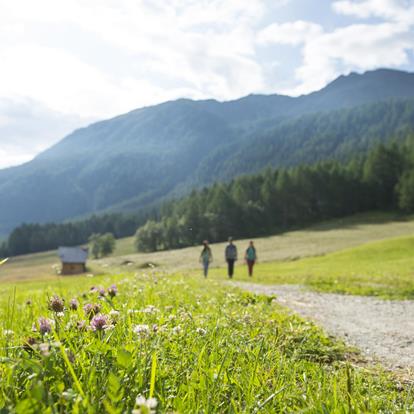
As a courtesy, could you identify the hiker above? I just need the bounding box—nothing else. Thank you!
[244,240,257,277]
[199,240,213,278]
[225,237,238,278]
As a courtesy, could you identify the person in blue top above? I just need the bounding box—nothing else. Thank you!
[199,240,213,278]
[244,241,257,277]
[225,237,238,278]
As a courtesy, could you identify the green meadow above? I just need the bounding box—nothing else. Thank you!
[209,235,414,299]
[1,213,414,412]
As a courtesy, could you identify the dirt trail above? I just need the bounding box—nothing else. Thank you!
[232,282,414,370]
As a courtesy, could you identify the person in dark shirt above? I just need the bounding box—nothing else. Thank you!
[225,237,238,278]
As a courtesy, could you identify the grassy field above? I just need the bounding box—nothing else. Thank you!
[1,213,414,411]
[96,212,414,271]
[1,271,413,412]
[2,212,414,292]
[209,235,414,299]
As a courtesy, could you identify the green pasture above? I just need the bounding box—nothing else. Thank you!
[208,235,414,299]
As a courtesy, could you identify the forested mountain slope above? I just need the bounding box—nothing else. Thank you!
[1,68,414,234]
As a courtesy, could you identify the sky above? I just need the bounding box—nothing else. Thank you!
[1,0,414,168]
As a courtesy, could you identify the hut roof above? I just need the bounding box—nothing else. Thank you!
[58,247,88,264]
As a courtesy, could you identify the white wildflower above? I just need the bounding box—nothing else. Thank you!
[196,327,207,336]
[141,305,159,314]
[134,395,158,414]
[39,343,50,357]
[3,329,14,336]
[133,324,150,337]
[109,309,120,319]
[128,309,139,314]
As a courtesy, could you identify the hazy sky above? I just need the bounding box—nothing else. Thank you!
[1,0,414,168]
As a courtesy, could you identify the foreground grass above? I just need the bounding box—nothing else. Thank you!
[1,272,413,413]
[209,235,414,299]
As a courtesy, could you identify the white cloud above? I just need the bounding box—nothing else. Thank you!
[257,20,323,46]
[0,97,90,168]
[0,0,413,168]
[257,0,414,95]
[332,0,414,24]
[0,0,267,118]
[291,22,414,94]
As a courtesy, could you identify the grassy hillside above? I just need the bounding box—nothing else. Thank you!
[210,235,414,299]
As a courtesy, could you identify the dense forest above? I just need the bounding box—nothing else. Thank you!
[135,136,414,251]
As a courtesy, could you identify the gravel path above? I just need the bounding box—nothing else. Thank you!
[232,282,414,370]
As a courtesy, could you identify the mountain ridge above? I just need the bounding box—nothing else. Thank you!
[1,68,414,235]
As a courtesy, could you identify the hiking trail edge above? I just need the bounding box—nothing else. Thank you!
[231,282,414,371]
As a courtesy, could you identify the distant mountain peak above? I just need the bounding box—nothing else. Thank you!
[1,67,414,235]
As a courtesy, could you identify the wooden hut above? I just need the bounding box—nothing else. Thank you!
[58,247,88,275]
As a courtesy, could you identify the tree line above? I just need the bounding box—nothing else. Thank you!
[135,136,414,252]
[0,211,153,257]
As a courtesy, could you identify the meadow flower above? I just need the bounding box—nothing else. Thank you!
[172,325,182,335]
[109,309,120,324]
[133,395,158,414]
[128,309,139,314]
[38,317,54,335]
[39,342,50,357]
[76,320,87,331]
[141,305,159,314]
[23,336,37,350]
[49,295,65,313]
[107,284,118,298]
[90,314,110,331]
[133,324,150,337]
[83,303,101,318]
[98,287,106,297]
[69,298,79,310]
[196,327,207,336]
[3,329,14,337]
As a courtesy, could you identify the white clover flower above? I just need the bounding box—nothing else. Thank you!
[3,329,14,336]
[134,395,158,414]
[128,309,139,314]
[172,325,182,335]
[56,312,65,318]
[141,305,159,314]
[133,324,150,337]
[39,343,50,356]
[109,309,120,318]
[196,327,207,336]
